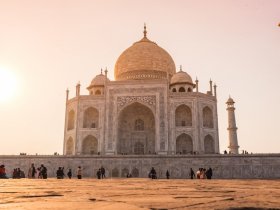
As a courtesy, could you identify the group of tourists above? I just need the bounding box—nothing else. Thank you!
[96,166,106,179]
[1,163,214,179]
[12,168,25,178]
[189,167,213,179]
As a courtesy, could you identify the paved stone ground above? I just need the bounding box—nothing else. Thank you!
[0,178,279,210]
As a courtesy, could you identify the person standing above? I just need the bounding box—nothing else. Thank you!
[166,170,170,179]
[41,164,47,179]
[28,163,36,178]
[67,169,72,179]
[100,166,105,179]
[190,168,195,179]
[77,166,82,179]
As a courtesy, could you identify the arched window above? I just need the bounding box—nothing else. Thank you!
[83,107,99,128]
[95,90,101,95]
[179,87,185,92]
[82,135,98,155]
[135,119,144,131]
[175,105,192,126]
[65,137,74,155]
[176,133,193,154]
[187,87,192,92]
[204,134,215,154]
[67,110,75,130]
[203,106,214,128]
[131,168,139,177]
[134,142,144,154]
[172,88,176,92]
[112,168,119,177]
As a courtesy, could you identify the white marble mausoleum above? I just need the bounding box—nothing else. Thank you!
[63,26,221,156]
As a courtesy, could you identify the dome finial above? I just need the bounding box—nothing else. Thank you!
[143,23,147,38]
[179,65,183,72]
[101,68,103,75]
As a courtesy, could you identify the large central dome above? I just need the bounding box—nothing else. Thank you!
[114,26,176,81]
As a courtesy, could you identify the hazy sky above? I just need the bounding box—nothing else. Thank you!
[0,0,279,155]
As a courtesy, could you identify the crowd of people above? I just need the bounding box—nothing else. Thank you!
[0,163,214,180]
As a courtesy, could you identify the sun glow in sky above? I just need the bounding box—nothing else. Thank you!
[0,68,19,103]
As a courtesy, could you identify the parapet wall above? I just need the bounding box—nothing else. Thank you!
[1,154,280,179]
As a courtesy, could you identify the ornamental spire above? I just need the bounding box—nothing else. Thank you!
[143,23,147,38]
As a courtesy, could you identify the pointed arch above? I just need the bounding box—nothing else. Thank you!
[203,106,214,128]
[176,133,193,154]
[65,137,74,155]
[112,168,119,177]
[82,135,98,155]
[175,105,192,126]
[95,90,101,95]
[118,102,155,155]
[67,110,75,130]
[131,168,139,177]
[204,134,215,154]
[179,87,185,92]
[83,107,99,128]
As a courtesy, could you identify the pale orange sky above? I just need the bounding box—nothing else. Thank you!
[0,0,279,155]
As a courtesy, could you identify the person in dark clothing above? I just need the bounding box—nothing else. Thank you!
[100,166,105,179]
[67,169,72,179]
[166,170,170,179]
[0,165,8,179]
[56,167,64,179]
[150,167,157,179]
[206,168,213,179]
[41,164,47,179]
[97,169,101,179]
[190,168,195,179]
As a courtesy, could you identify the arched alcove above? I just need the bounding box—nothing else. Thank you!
[204,134,215,154]
[83,107,99,128]
[175,105,192,126]
[179,87,185,92]
[117,102,155,155]
[131,168,139,177]
[112,168,119,177]
[203,106,214,128]
[67,110,75,130]
[176,133,193,154]
[82,135,98,155]
[95,90,101,95]
[65,137,74,155]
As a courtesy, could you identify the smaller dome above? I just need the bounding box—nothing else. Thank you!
[226,97,235,104]
[87,73,110,89]
[170,69,194,86]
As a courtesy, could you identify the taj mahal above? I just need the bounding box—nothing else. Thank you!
[63,25,239,156]
[1,26,279,179]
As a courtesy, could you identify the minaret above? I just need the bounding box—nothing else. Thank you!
[76,82,80,97]
[66,88,69,102]
[195,77,199,92]
[209,79,213,95]
[226,96,239,154]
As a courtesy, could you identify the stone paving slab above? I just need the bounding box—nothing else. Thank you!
[0,179,280,209]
